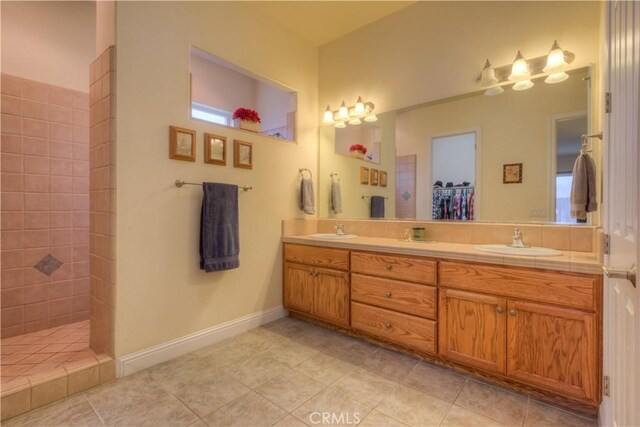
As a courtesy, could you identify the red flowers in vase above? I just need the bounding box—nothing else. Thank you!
[349,144,367,154]
[232,108,261,123]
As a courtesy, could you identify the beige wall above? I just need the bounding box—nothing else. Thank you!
[114,2,317,357]
[396,70,588,222]
[1,1,95,92]
[319,113,396,219]
[318,1,600,114]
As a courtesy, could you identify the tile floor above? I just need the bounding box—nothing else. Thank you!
[1,320,97,389]
[4,317,598,426]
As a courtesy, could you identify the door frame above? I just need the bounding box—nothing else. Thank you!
[427,127,482,220]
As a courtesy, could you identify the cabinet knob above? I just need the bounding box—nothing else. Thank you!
[308,271,314,276]
[385,292,392,298]
[385,264,392,270]
[509,309,517,316]
[314,272,319,277]
[384,322,392,329]
[496,306,504,313]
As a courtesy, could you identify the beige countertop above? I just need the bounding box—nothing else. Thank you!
[282,235,603,275]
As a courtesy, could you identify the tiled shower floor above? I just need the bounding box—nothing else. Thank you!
[0,320,97,389]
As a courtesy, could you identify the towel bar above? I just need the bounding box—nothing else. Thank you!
[175,179,253,191]
[361,195,389,199]
[299,168,313,180]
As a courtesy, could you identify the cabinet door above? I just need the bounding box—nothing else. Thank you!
[314,267,350,327]
[507,300,597,402]
[439,288,507,373]
[284,262,314,314]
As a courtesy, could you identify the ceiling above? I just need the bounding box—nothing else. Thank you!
[250,1,415,46]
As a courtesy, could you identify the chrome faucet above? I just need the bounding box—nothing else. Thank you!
[335,223,346,236]
[510,227,528,248]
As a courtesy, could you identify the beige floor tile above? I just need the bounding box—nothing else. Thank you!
[233,330,281,353]
[360,348,418,381]
[172,372,251,418]
[330,367,399,407]
[188,420,208,427]
[358,410,409,426]
[273,415,309,427]
[294,352,353,386]
[376,383,452,427]
[248,325,294,346]
[524,400,597,427]
[402,362,468,402]
[441,404,509,426]
[261,340,319,368]
[193,339,260,369]
[455,380,528,426]
[292,388,372,427]
[230,354,290,388]
[263,317,323,340]
[3,394,91,426]
[146,353,222,392]
[322,335,379,365]
[203,390,287,427]
[287,326,344,351]
[254,369,325,412]
[7,394,102,426]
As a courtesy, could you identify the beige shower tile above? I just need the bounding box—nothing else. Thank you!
[31,373,68,409]
[1,387,31,421]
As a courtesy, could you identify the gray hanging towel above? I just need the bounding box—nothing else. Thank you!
[200,182,239,272]
[570,153,597,220]
[300,178,315,214]
[370,196,385,218]
[330,181,342,214]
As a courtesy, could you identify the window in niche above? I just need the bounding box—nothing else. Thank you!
[190,47,297,142]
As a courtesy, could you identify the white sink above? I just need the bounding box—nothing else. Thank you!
[475,244,562,257]
[309,233,358,240]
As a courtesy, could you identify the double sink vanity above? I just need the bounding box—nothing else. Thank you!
[281,219,603,416]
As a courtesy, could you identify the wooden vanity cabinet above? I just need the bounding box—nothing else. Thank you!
[283,244,350,327]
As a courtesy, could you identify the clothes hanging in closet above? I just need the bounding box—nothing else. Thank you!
[432,187,475,220]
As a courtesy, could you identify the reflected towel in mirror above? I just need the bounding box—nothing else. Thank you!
[330,181,342,214]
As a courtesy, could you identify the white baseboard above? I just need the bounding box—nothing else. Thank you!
[116,306,287,377]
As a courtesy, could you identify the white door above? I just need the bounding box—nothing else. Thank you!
[601,1,639,426]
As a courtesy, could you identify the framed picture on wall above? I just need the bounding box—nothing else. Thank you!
[234,140,253,169]
[169,126,196,161]
[204,133,226,165]
[379,171,388,187]
[360,167,369,184]
[370,169,379,186]
[503,163,523,184]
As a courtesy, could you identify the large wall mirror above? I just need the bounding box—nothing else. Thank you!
[319,67,598,224]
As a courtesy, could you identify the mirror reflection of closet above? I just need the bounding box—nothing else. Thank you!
[553,114,588,223]
[430,132,478,221]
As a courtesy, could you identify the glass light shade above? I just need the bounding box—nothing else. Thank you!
[508,51,530,81]
[479,60,499,87]
[334,121,346,129]
[512,79,534,91]
[545,71,569,84]
[354,96,366,115]
[348,118,362,125]
[484,86,504,96]
[543,41,567,74]
[338,101,349,120]
[322,105,334,124]
[364,114,378,122]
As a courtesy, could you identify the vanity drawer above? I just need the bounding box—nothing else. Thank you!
[352,273,437,319]
[352,302,436,354]
[284,244,349,270]
[439,261,598,311]
[351,251,436,285]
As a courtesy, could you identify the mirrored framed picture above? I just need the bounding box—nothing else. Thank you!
[370,168,379,186]
[379,171,388,187]
[234,140,253,169]
[169,126,196,161]
[360,167,369,184]
[204,133,226,165]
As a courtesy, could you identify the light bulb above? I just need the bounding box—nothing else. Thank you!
[334,121,346,129]
[484,86,504,96]
[348,118,362,125]
[322,105,334,124]
[479,59,499,87]
[338,101,349,120]
[543,40,567,74]
[545,71,569,84]
[508,51,530,81]
[354,96,366,115]
[513,79,534,91]
[364,114,378,122]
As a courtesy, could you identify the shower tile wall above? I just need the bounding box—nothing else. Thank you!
[1,74,90,338]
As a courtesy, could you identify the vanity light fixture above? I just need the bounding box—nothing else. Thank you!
[322,96,376,127]
[479,60,504,96]
[543,40,569,84]
[508,51,531,81]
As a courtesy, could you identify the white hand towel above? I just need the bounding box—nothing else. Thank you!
[300,178,315,215]
[330,181,342,214]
